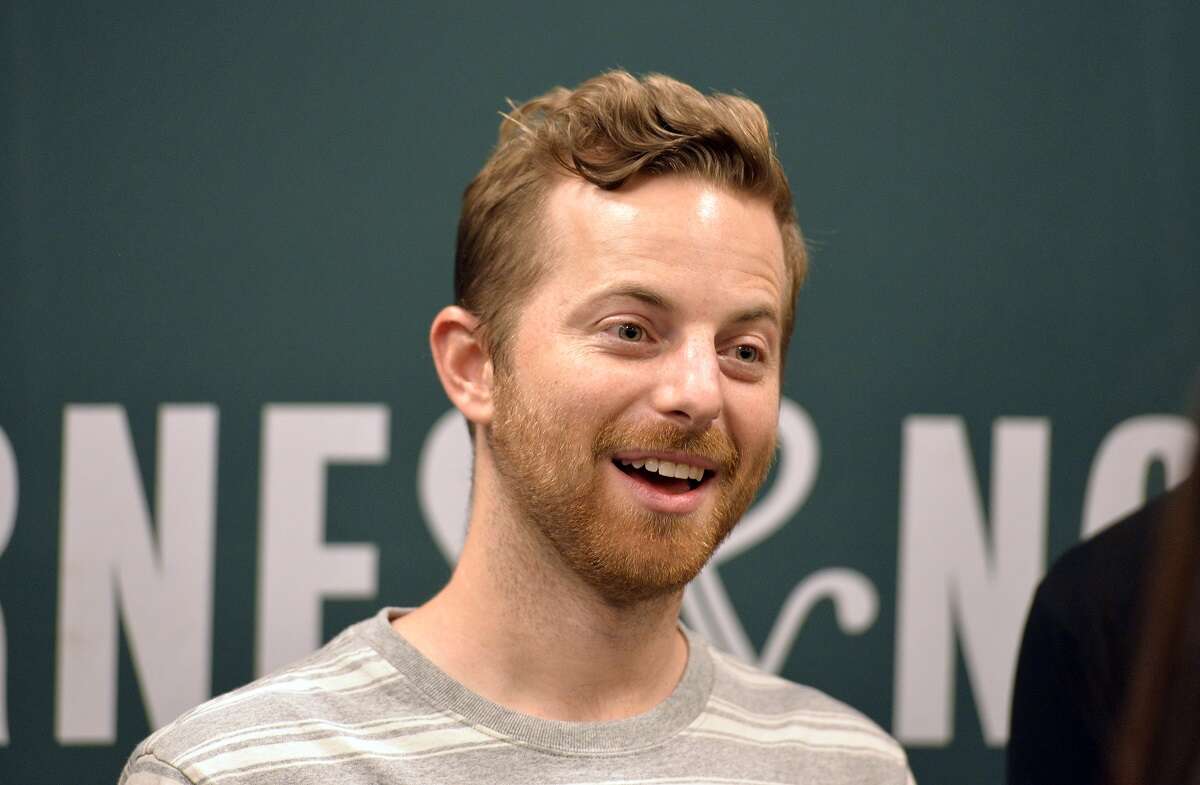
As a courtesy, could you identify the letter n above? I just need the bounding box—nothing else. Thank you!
[893,416,1049,745]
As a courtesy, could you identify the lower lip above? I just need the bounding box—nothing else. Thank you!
[608,461,713,515]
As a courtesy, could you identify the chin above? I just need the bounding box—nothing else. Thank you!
[549,505,733,607]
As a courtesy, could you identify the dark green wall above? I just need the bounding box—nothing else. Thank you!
[2,2,1198,783]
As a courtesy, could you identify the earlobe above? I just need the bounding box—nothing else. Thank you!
[429,306,495,425]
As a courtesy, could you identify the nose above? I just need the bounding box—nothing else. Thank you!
[651,335,722,431]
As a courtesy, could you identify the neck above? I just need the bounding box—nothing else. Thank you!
[392,466,688,722]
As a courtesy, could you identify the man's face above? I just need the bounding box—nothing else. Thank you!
[486,175,787,605]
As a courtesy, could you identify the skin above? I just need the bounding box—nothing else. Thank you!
[394,174,787,722]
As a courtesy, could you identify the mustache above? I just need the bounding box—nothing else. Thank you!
[591,420,741,476]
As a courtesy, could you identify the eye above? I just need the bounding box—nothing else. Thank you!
[731,344,761,363]
[614,323,645,342]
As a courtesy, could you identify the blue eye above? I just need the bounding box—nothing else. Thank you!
[733,345,760,363]
[616,323,644,341]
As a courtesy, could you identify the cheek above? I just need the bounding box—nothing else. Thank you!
[526,346,648,416]
[723,384,780,451]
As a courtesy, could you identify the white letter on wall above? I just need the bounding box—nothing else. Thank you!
[56,405,217,743]
[0,427,17,745]
[1081,415,1196,539]
[894,417,1049,746]
[257,405,387,675]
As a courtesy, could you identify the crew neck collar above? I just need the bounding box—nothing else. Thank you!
[357,607,714,755]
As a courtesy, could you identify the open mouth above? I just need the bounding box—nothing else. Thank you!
[613,457,713,494]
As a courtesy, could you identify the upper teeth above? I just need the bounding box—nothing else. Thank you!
[619,458,706,482]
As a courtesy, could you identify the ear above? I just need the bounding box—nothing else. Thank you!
[429,306,494,426]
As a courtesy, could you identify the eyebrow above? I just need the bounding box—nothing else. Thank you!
[587,283,781,329]
[729,304,781,327]
[592,284,669,309]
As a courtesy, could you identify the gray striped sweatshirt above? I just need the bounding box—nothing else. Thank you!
[121,608,914,785]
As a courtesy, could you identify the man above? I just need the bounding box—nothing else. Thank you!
[121,70,913,785]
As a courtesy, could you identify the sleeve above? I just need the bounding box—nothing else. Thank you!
[1006,581,1103,785]
[120,752,194,785]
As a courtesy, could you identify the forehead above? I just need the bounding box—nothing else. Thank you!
[538,175,787,313]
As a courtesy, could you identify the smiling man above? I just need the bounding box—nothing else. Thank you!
[121,71,914,785]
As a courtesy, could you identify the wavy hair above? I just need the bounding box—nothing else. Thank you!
[455,70,807,368]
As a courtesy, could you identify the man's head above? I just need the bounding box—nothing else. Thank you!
[433,71,804,605]
[454,70,807,371]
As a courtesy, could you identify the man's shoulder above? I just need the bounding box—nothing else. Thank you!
[705,644,895,732]
[701,645,911,781]
[120,617,426,784]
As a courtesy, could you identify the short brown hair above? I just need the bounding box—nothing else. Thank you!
[455,70,807,368]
